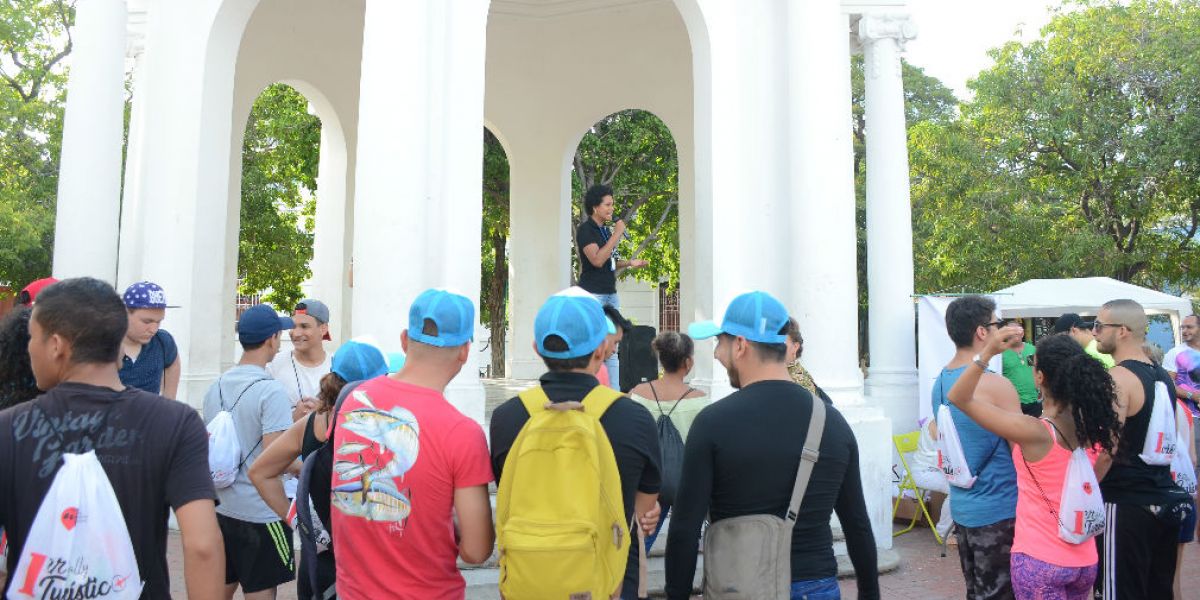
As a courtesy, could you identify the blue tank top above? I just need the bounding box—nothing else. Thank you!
[931,366,1018,528]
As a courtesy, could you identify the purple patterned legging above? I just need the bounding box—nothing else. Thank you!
[1010,552,1097,600]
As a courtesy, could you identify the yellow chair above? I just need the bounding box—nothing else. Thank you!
[892,431,944,544]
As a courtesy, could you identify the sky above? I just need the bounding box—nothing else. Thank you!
[903,0,1060,99]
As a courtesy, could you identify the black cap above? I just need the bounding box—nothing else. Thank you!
[1053,313,1092,333]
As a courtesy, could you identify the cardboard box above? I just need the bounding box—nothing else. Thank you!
[893,490,946,526]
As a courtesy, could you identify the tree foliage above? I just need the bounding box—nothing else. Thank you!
[481,128,510,376]
[911,0,1200,294]
[237,83,322,309]
[0,0,73,291]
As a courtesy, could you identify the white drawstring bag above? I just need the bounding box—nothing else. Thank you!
[1055,448,1106,544]
[1139,382,1177,466]
[7,451,143,600]
[1172,400,1197,494]
[206,410,240,489]
[936,403,977,489]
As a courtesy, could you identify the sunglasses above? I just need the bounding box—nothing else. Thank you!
[1092,321,1127,332]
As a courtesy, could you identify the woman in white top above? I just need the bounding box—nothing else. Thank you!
[629,331,711,551]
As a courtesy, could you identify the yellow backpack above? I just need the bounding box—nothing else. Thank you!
[496,385,630,600]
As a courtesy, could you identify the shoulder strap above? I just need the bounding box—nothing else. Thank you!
[518,386,551,416]
[327,380,365,445]
[581,384,623,418]
[786,397,826,522]
[230,378,270,412]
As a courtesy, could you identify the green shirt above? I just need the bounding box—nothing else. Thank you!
[1002,343,1038,405]
[1086,339,1116,369]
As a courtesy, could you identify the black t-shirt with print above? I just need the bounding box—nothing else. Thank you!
[0,382,216,599]
[576,219,617,294]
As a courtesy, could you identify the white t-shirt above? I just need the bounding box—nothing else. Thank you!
[266,349,332,408]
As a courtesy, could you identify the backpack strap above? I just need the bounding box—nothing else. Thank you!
[230,378,272,471]
[786,397,826,523]
[581,384,623,418]
[518,386,552,416]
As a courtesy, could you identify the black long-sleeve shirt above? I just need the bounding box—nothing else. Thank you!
[664,380,880,600]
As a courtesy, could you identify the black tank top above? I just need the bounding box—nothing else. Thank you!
[1100,359,1179,505]
[300,411,325,459]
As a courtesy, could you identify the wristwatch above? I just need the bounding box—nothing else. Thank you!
[972,354,988,370]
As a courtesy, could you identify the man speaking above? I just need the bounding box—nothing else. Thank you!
[576,184,647,389]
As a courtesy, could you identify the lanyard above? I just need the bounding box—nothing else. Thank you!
[289,352,307,399]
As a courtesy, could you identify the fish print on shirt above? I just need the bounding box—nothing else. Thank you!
[333,389,420,531]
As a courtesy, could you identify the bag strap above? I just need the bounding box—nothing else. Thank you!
[786,397,826,523]
[581,385,623,417]
[938,370,1004,476]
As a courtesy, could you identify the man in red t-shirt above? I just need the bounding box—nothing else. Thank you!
[330,289,494,599]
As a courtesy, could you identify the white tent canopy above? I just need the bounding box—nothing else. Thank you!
[993,277,1193,346]
[993,277,1193,318]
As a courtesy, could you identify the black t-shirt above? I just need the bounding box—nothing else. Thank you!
[1101,360,1184,505]
[576,219,617,294]
[0,382,216,599]
[663,380,880,600]
[490,371,661,589]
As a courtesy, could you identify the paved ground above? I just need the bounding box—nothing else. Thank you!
[158,524,1200,598]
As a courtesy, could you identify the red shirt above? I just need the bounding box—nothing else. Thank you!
[330,376,493,599]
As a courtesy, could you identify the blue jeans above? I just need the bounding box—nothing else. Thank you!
[593,292,620,391]
[791,576,840,600]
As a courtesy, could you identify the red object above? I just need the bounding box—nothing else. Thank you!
[20,277,58,306]
[331,377,493,599]
[597,364,610,387]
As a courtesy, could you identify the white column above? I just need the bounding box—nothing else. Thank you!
[787,1,894,550]
[859,13,920,432]
[352,0,489,424]
[506,142,573,381]
[787,2,863,407]
[53,0,128,282]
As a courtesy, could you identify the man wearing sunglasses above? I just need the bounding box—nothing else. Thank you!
[1092,299,1192,599]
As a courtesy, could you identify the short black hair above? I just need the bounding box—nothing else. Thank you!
[602,305,633,333]
[240,339,267,352]
[32,277,127,364]
[721,325,789,363]
[749,332,788,363]
[945,295,997,349]
[539,334,595,371]
[0,306,38,408]
[584,184,613,216]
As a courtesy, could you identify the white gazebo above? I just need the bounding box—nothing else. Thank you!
[50,0,924,549]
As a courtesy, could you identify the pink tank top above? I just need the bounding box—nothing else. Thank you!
[1010,420,1099,567]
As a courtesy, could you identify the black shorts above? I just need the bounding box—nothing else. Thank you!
[217,514,295,592]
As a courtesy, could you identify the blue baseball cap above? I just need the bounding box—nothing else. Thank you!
[238,304,295,345]
[408,289,474,348]
[535,287,613,359]
[331,340,389,382]
[123,281,177,309]
[688,291,790,344]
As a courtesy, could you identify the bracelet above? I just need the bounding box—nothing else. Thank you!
[974,359,988,370]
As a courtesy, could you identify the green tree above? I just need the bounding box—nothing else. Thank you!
[958,0,1200,288]
[481,128,510,377]
[237,83,322,308]
[571,109,680,289]
[0,0,74,291]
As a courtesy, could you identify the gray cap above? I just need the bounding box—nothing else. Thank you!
[294,299,330,325]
